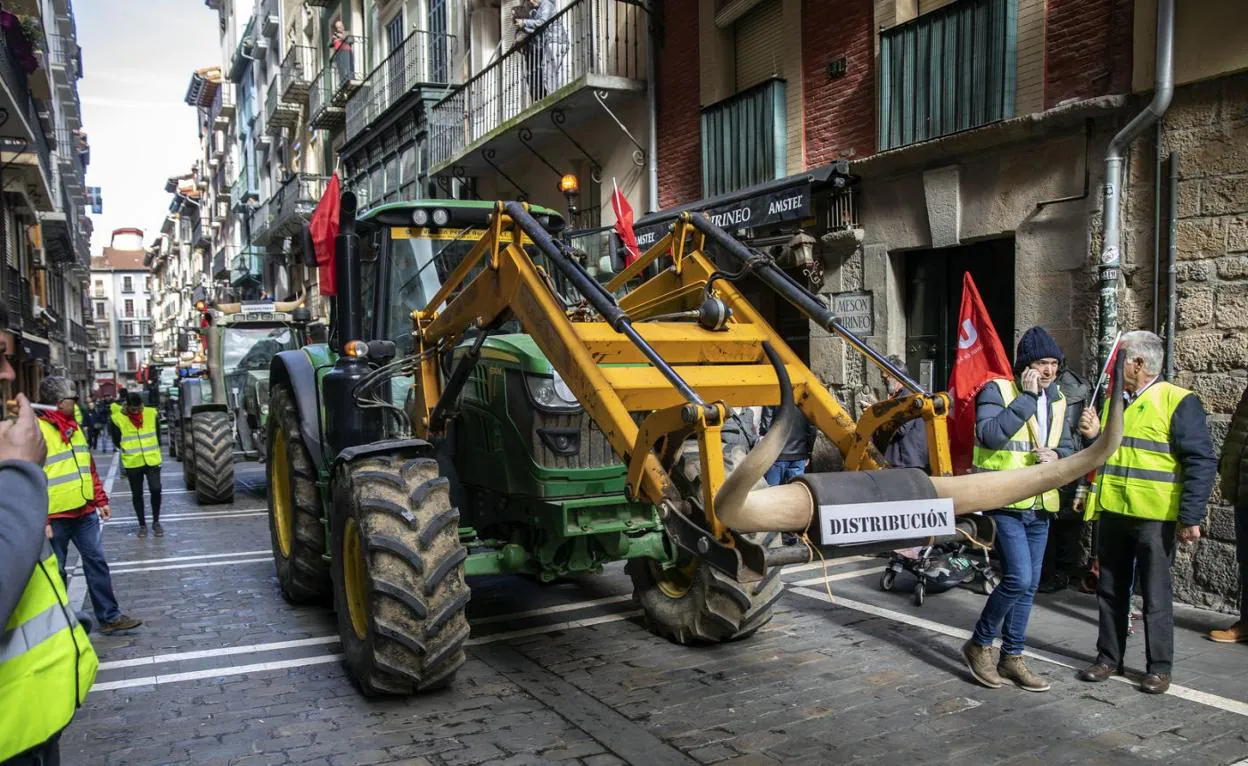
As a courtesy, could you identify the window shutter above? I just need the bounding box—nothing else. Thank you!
[733,0,783,91]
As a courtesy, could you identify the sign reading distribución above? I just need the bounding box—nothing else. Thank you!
[831,290,873,335]
[817,498,955,545]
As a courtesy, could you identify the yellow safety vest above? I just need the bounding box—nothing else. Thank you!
[1085,381,1187,523]
[37,420,94,514]
[111,407,162,469]
[0,542,98,760]
[73,404,83,426]
[972,378,1066,512]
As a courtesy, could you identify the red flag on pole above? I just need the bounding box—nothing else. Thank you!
[610,179,641,267]
[309,174,342,297]
[946,273,1013,475]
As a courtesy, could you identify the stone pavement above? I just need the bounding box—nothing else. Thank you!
[55,446,1248,766]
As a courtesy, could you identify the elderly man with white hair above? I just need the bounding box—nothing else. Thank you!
[1078,330,1216,695]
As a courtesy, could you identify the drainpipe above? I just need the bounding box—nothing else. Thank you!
[645,2,660,213]
[1165,151,1178,379]
[1098,0,1174,368]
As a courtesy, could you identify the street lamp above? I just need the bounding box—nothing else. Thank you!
[559,173,580,221]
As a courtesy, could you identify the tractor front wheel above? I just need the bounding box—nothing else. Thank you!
[330,454,470,696]
[267,385,330,605]
[192,411,235,504]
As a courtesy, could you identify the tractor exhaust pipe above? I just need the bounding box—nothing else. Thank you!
[720,355,1126,535]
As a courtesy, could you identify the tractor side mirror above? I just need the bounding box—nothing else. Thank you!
[291,306,311,325]
[301,223,318,268]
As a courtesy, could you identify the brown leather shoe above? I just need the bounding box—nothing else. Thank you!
[1140,673,1171,694]
[1208,621,1248,644]
[1078,662,1115,682]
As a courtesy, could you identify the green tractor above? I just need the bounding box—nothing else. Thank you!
[178,300,308,504]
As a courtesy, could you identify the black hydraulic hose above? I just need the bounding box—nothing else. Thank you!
[503,201,707,407]
[684,212,927,395]
[430,328,490,433]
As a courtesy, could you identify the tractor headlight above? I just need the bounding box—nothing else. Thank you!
[411,209,430,226]
[524,371,580,412]
[431,208,450,227]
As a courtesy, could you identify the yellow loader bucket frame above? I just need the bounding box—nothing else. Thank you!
[401,201,964,568]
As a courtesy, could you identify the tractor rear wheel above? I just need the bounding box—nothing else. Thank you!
[267,385,330,605]
[181,425,196,490]
[330,454,470,696]
[192,411,235,504]
[627,441,784,644]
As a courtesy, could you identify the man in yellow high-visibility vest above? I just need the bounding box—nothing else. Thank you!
[111,392,163,538]
[38,376,142,637]
[1077,330,1216,695]
[963,327,1075,693]
[0,302,97,764]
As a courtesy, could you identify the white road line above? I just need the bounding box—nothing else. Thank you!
[107,510,267,525]
[786,587,1248,718]
[782,556,874,576]
[788,568,877,588]
[93,655,343,692]
[77,549,270,569]
[108,557,272,575]
[471,594,633,625]
[99,636,340,671]
[102,452,119,495]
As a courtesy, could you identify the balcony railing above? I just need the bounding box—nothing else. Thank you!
[330,35,367,104]
[70,320,88,347]
[269,174,329,242]
[429,0,644,169]
[345,30,458,141]
[264,76,300,134]
[210,82,236,127]
[212,247,230,279]
[230,165,256,204]
[193,216,210,248]
[0,30,54,195]
[309,66,345,130]
[231,246,263,285]
[46,32,81,79]
[878,0,1017,150]
[228,16,257,82]
[249,197,272,245]
[281,45,314,104]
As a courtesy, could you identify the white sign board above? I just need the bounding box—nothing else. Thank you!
[832,290,874,336]
[818,498,955,545]
[240,302,276,314]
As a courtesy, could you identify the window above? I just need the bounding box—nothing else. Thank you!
[97,351,106,367]
[125,351,137,371]
[124,299,134,317]
[122,322,135,336]
[94,302,104,318]
[700,78,787,197]
[122,276,133,293]
[878,0,1018,150]
[93,279,103,293]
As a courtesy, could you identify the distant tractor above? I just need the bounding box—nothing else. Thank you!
[176,299,308,504]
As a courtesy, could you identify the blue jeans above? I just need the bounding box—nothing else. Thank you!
[971,510,1050,655]
[49,512,122,624]
[765,459,808,486]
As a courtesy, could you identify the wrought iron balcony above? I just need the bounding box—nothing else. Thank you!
[192,216,210,248]
[231,246,263,286]
[428,0,645,172]
[345,30,458,142]
[212,247,230,280]
[230,164,256,204]
[281,45,314,104]
[210,82,235,127]
[330,35,366,104]
[249,198,272,246]
[309,66,344,130]
[264,76,300,134]
[0,29,55,207]
[269,174,329,242]
[228,16,257,83]
[70,320,87,347]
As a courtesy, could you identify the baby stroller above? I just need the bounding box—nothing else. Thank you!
[879,536,999,606]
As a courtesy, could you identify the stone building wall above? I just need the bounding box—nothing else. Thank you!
[1116,73,1248,611]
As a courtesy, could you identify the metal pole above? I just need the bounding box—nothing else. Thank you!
[1165,151,1178,379]
[645,1,660,213]
[1099,0,1174,369]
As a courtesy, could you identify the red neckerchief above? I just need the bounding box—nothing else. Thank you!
[127,409,145,429]
[41,410,78,443]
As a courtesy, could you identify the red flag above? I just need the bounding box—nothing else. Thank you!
[309,174,342,297]
[610,179,640,267]
[946,273,1013,475]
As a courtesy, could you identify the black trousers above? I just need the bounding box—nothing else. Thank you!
[1042,512,1085,581]
[1236,505,1248,618]
[1095,513,1176,675]
[2,733,60,765]
[127,464,162,525]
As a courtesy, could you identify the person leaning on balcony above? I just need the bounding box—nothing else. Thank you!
[1208,380,1248,644]
[0,301,99,766]
[962,327,1075,694]
[1077,330,1217,695]
[331,19,354,82]
[516,0,566,100]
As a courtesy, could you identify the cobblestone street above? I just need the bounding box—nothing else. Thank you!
[56,448,1248,766]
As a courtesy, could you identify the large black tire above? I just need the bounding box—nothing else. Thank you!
[330,454,470,696]
[627,440,784,644]
[266,385,330,605]
[192,411,235,504]
[181,424,196,490]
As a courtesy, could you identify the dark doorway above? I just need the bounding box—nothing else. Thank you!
[904,237,1015,391]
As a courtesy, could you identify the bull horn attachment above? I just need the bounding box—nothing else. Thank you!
[721,354,1127,534]
[712,342,796,527]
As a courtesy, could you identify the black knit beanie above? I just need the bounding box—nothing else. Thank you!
[1014,326,1063,372]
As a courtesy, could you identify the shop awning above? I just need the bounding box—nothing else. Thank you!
[633,161,852,249]
[19,332,50,361]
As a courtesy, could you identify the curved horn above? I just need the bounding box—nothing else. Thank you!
[274,291,307,312]
[216,302,242,314]
[714,342,796,527]
[928,354,1126,514]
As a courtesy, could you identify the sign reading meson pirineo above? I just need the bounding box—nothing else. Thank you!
[817,498,956,545]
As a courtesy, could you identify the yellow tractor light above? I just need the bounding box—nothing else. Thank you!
[343,339,369,358]
[559,174,579,194]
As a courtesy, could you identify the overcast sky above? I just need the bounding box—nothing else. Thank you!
[77,0,221,253]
